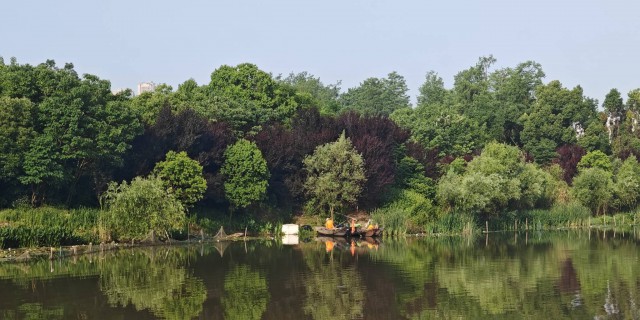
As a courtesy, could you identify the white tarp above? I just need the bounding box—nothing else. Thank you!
[281,224,299,235]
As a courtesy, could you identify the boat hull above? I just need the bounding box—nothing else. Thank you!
[314,226,348,237]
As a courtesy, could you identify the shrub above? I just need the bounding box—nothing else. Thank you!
[372,189,437,234]
[571,168,613,215]
[101,176,186,241]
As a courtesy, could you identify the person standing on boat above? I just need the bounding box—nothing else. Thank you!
[350,218,356,235]
[325,217,334,229]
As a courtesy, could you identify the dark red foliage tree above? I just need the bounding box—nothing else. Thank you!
[406,142,441,179]
[337,112,410,208]
[119,106,235,204]
[253,108,340,209]
[553,144,585,184]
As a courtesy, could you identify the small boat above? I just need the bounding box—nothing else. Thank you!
[362,229,375,237]
[314,226,349,237]
[353,227,383,238]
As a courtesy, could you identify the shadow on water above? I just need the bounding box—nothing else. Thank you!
[1,230,640,319]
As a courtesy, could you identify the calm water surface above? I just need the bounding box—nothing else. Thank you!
[1,230,639,319]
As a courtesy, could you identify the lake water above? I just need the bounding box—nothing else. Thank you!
[0,230,639,319]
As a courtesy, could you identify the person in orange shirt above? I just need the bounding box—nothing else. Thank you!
[350,218,356,235]
[325,218,334,229]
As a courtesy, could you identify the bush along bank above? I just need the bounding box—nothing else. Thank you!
[0,205,289,252]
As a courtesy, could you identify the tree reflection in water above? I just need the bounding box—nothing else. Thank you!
[0,303,64,320]
[222,265,269,320]
[99,248,206,320]
[302,247,365,320]
[1,231,640,318]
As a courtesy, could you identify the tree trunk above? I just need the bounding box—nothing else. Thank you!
[66,159,88,207]
[330,206,334,221]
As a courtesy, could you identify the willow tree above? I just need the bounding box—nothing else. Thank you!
[303,132,366,220]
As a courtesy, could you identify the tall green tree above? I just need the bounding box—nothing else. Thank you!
[0,97,35,187]
[339,71,410,116]
[19,134,65,205]
[303,133,366,219]
[417,71,448,107]
[1,59,142,206]
[153,151,207,209]
[220,139,270,212]
[278,71,341,115]
[207,63,299,134]
[604,88,625,117]
[521,80,599,163]
[490,61,545,145]
[37,73,142,204]
[611,88,640,159]
[392,106,486,157]
[130,84,173,125]
[452,56,504,141]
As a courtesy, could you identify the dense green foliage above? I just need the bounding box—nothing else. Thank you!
[303,133,366,219]
[101,176,185,241]
[2,55,640,238]
[339,71,410,116]
[437,142,556,216]
[220,139,270,211]
[153,151,207,209]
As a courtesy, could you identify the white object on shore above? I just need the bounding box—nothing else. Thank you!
[281,224,299,235]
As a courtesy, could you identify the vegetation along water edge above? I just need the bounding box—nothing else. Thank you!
[2,56,640,258]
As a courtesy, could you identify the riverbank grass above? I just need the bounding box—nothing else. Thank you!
[0,207,100,248]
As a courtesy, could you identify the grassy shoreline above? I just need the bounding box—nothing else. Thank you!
[2,205,640,262]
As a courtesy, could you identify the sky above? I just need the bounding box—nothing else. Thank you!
[1,0,639,104]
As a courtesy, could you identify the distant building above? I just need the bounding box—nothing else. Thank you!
[137,82,156,95]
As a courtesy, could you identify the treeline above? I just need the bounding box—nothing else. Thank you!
[1,56,640,234]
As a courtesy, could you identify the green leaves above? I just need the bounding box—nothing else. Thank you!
[571,168,613,215]
[0,59,144,207]
[303,133,366,217]
[339,71,410,116]
[207,63,299,134]
[101,176,186,241]
[437,142,556,215]
[577,150,612,172]
[220,139,270,210]
[521,80,599,163]
[153,151,207,209]
[0,97,35,180]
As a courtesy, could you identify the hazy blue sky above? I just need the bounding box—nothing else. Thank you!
[2,0,638,104]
